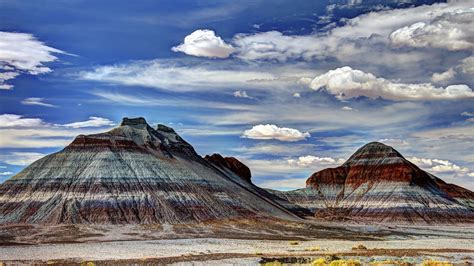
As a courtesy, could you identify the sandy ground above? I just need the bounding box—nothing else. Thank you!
[0,222,473,264]
[0,238,473,264]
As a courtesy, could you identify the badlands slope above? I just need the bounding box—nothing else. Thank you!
[0,118,473,225]
[0,117,297,224]
[267,142,474,223]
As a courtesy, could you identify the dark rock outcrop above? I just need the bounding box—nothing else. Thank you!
[204,154,251,183]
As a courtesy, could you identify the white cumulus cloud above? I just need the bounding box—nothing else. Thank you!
[242,124,310,142]
[389,8,474,51]
[431,68,456,83]
[307,66,474,101]
[287,155,344,168]
[233,1,472,62]
[460,56,474,74]
[172,29,234,58]
[0,31,65,89]
[408,156,471,177]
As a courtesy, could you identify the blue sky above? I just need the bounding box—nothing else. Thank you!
[1,0,473,190]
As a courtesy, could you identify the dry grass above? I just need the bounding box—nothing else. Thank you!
[329,260,361,266]
[351,244,368,251]
[329,259,361,266]
[304,246,321,251]
[420,260,453,266]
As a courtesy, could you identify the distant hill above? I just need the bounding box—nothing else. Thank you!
[266,142,474,224]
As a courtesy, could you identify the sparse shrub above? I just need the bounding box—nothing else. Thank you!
[326,255,341,261]
[80,262,95,266]
[255,251,263,256]
[421,260,453,266]
[351,244,368,251]
[305,246,321,251]
[329,259,361,266]
[288,240,300,245]
[312,257,327,266]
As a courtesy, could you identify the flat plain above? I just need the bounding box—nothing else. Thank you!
[1,220,472,265]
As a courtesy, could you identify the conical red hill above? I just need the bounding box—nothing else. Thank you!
[272,142,474,224]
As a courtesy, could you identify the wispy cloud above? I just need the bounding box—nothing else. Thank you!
[0,171,13,176]
[61,116,115,128]
[0,31,66,89]
[233,143,317,156]
[92,91,254,111]
[21,97,57,108]
[257,177,307,190]
[0,152,46,166]
[0,114,44,128]
[0,114,115,148]
[233,90,252,99]
[80,59,279,92]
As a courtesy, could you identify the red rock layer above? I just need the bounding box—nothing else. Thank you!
[0,117,298,224]
[307,143,439,189]
[204,154,252,183]
[297,142,474,223]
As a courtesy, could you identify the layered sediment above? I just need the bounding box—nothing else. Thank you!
[269,142,474,223]
[0,117,297,224]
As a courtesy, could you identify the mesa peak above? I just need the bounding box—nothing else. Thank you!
[120,117,149,127]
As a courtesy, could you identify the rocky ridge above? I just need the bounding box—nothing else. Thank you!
[0,117,297,224]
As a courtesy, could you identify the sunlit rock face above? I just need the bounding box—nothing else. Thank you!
[0,117,297,224]
[271,142,474,224]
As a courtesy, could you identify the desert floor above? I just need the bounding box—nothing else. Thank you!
[0,221,473,265]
